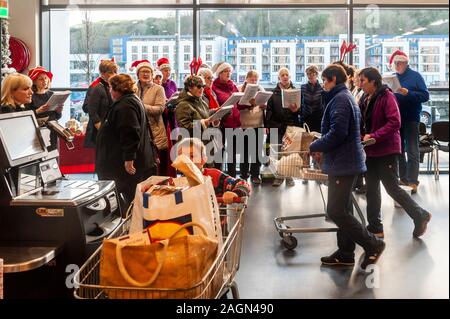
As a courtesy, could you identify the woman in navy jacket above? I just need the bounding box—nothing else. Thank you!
[309,64,384,270]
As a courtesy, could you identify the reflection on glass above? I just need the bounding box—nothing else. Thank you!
[354,9,449,88]
[200,9,348,85]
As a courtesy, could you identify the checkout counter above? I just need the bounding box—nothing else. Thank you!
[0,111,124,298]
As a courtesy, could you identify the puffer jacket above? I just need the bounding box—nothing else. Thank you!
[309,83,366,176]
[175,90,210,137]
[141,83,168,150]
[360,86,402,158]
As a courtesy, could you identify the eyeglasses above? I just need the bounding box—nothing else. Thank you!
[196,84,206,89]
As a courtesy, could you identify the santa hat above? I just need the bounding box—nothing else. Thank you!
[129,59,153,74]
[389,50,409,66]
[153,70,163,79]
[157,57,171,70]
[28,66,53,81]
[211,62,233,77]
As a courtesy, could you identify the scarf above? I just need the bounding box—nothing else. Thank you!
[203,86,219,110]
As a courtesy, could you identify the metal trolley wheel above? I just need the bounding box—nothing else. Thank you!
[282,235,298,250]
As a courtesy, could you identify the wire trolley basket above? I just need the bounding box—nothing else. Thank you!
[73,198,247,299]
[268,144,367,250]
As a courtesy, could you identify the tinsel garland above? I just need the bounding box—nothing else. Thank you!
[1,19,15,79]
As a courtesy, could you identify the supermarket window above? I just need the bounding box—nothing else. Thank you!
[199,9,348,86]
[45,8,193,123]
[354,9,449,88]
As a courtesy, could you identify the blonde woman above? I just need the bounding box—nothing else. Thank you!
[265,67,300,187]
[237,70,266,184]
[1,73,33,113]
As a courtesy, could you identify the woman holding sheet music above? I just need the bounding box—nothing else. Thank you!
[265,67,301,187]
[26,66,63,151]
[212,62,242,177]
[237,70,266,184]
[175,75,219,141]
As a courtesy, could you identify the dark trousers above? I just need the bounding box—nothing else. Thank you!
[221,128,237,178]
[399,121,420,185]
[240,127,263,178]
[158,148,169,176]
[327,175,376,256]
[366,154,427,233]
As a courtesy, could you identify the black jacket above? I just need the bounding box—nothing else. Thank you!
[26,91,62,151]
[265,82,300,132]
[0,104,30,114]
[95,93,157,177]
[84,79,113,148]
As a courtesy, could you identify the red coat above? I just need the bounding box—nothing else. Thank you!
[212,78,241,128]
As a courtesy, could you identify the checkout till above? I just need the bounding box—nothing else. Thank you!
[0,111,124,298]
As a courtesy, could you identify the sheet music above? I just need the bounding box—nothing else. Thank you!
[221,92,244,108]
[254,91,272,106]
[238,84,260,106]
[46,91,71,111]
[382,74,402,93]
[208,105,234,121]
[281,89,301,109]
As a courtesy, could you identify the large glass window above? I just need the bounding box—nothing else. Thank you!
[199,9,348,86]
[354,9,449,88]
[46,8,192,122]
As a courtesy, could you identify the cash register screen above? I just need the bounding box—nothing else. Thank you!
[0,111,47,168]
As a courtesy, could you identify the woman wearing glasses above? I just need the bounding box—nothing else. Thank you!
[198,67,220,110]
[175,75,218,139]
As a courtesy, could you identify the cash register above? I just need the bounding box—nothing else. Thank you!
[0,111,123,298]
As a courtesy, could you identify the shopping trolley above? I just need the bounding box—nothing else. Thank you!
[73,197,247,299]
[270,140,374,250]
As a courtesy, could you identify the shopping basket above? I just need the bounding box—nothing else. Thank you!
[73,197,247,299]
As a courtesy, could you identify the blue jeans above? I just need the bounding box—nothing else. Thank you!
[399,121,420,185]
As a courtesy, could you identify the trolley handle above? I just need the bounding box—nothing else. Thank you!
[216,196,247,204]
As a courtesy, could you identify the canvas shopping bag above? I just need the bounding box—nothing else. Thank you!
[100,222,218,299]
[130,175,223,248]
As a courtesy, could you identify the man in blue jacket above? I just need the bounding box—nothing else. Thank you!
[310,64,385,270]
[390,50,430,193]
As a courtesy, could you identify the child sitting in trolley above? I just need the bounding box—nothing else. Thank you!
[176,138,250,204]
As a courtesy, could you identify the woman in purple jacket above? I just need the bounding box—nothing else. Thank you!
[359,67,431,239]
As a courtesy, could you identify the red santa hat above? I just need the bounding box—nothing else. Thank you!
[28,66,53,81]
[129,59,153,74]
[157,57,171,70]
[389,50,409,66]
